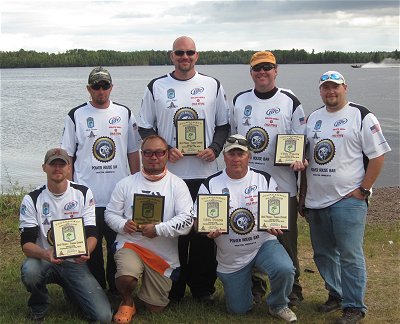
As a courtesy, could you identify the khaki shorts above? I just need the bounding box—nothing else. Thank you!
[114,247,172,307]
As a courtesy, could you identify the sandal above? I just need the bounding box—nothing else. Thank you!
[113,304,136,323]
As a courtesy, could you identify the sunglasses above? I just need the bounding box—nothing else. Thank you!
[320,73,344,82]
[226,136,248,147]
[252,63,275,72]
[173,50,196,57]
[90,83,111,90]
[142,150,167,158]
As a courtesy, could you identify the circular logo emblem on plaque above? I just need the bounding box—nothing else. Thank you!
[246,127,269,153]
[92,136,116,162]
[230,208,255,235]
[173,107,198,126]
[314,139,335,165]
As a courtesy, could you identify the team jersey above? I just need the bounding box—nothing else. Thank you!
[105,171,193,278]
[305,102,391,209]
[61,101,141,207]
[138,71,230,179]
[194,167,279,274]
[232,88,306,196]
[19,181,95,251]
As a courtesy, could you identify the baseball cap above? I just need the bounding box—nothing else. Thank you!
[319,71,346,87]
[88,67,112,85]
[224,134,249,153]
[250,51,276,67]
[44,148,70,165]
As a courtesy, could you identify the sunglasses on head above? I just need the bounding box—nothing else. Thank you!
[226,136,248,146]
[252,63,275,72]
[142,150,167,158]
[90,83,111,90]
[320,73,344,82]
[173,50,196,57]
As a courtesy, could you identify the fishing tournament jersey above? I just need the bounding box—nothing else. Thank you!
[232,88,306,197]
[138,72,230,180]
[305,102,391,209]
[19,181,95,251]
[195,167,279,274]
[61,101,141,207]
[105,171,193,278]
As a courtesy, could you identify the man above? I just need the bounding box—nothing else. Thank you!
[104,135,193,323]
[299,71,391,324]
[138,36,230,302]
[19,148,112,323]
[195,134,297,323]
[231,51,306,305]
[61,66,141,294]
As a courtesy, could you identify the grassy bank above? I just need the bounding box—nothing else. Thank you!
[0,188,399,323]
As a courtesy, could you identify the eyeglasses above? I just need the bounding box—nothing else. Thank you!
[142,150,167,158]
[226,136,248,147]
[320,73,344,82]
[173,50,196,57]
[90,83,111,90]
[251,63,275,72]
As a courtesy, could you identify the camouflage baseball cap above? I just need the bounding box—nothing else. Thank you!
[88,67,112,85]
[44,148,70,165]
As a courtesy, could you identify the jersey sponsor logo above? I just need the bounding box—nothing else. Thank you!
[167,88,175,99]
[244,105,252,117]
[87,117,94,129]
[314,139,335,165]
[109,116,121,125]
[88,131,96,138]
[20,204,27,216]
[244,185,257,195]
[265,107,280,116]
[222,187,230,195]
[314,120,322,131]
[64,200,78,211]
[230,208,255,235]
[334,118,348,127]
[190,87,204,95]
[173,107,198,126]
[43,202,50,216]
[92,136,116,162]
[246,127,269,153]
[167,102,177,109]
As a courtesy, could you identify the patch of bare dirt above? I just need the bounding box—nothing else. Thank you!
[367,187,400,223]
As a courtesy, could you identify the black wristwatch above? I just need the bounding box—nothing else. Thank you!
[358,186,371,197]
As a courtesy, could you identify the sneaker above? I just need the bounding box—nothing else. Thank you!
[269,306,297,323]
[318,295,342,313]
[336,308,365,324]
[28,312,45,322]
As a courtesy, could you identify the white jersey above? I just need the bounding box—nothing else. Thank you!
[232,88,306,196]
[61,101,141,207]
[19,181,96,251]
[138,71,230,179]
[105,171,193,278]
[195,167,279,274]
[305,102,391,209]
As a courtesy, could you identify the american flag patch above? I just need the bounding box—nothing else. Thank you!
[299,117,306,125]
[370,124,381,134]
[89,198,95,206]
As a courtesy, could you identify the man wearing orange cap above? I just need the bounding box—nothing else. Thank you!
[231,51,307,306]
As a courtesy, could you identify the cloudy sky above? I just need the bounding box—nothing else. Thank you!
[1,0,399,53]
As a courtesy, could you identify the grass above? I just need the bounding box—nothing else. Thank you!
[0,187,399,323]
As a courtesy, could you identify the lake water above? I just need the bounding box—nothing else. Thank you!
[1,64,399,191]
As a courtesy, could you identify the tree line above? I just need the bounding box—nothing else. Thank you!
[0,48,399,69]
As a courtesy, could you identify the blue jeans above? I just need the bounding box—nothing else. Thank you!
[306,197,367,313]
[21,258,112,323]
[217,239,295,314]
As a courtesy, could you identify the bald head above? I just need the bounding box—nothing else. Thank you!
[172,36,196,51]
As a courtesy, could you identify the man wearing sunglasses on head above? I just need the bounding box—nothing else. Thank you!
[138,36,230,304]
[105,135,193,323]
[231,51,307,307]
[61,66,142,296]
[299,71,391,324]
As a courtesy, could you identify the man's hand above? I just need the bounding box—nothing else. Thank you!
[46,248,64,264]
[266,228,284,236]
[124,220,139,234]
[197,148,216,162]
[290,159,308,171]
[141,224,158,238]
[207,229,222,239]
[168,147,184,163]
